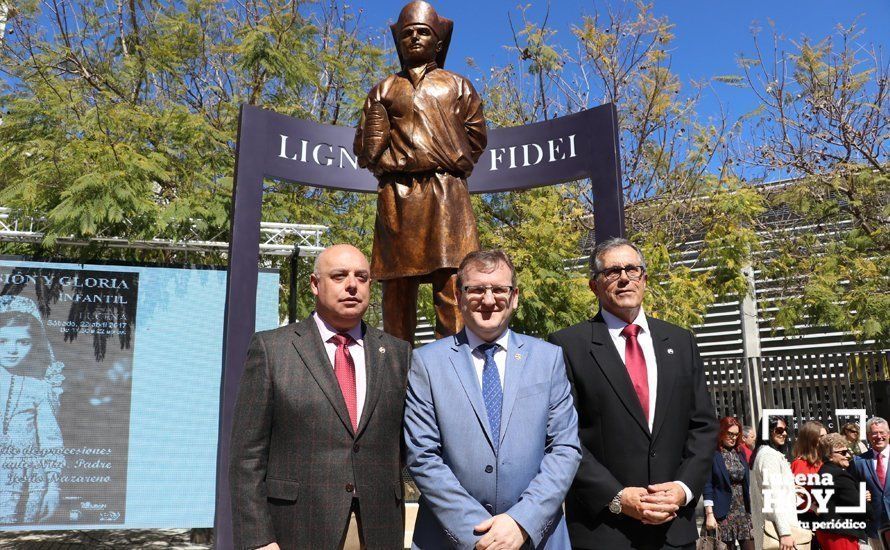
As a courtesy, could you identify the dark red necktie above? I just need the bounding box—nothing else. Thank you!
[878,452,886,489]
[621,324,649,423]
[331,333,358,431]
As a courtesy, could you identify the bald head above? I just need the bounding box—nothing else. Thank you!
[310,244,371,331]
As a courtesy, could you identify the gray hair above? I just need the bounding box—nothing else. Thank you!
[867,417,889,433]
[818,432,849,462]
[590,237,646,276]
[742,425,755,437]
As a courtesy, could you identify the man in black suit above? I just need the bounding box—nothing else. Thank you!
[549,237,717,550]
[229,244,412,550]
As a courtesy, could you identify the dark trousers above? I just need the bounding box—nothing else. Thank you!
[382,268,461,344]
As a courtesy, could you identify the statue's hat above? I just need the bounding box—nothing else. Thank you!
[390,1,453,69]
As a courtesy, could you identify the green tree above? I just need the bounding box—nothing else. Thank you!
[726,22,889,344]
[0,0,389,322]
[475,1,762,330]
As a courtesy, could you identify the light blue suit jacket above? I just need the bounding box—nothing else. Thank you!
[404,329,581,549]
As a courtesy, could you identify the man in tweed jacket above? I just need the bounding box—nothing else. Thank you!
[229,244,412,550]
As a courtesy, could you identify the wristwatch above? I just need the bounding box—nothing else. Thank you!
[609,490,623,514]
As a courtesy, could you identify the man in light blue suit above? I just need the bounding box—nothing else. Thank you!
[853,417,890,549]
[404,249,581,549]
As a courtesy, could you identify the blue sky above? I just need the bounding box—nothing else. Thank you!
[356,0,889,125]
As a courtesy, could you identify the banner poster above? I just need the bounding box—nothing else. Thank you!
[0,266,138,527]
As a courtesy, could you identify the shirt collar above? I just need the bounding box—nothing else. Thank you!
[601,307,649,338]
[465,328,511,354]
[312,312,364,347]
[405,61,438,87]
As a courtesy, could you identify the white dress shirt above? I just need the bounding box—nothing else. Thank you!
[601,307,693,506]
[313,312,367,422]
[465,328,510,389]
[601,308,658,430]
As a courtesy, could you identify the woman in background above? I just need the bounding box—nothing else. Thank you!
[0,295,65,524]
[751,417,808,550]
[841,422,868,456]
[792,420,828,542]
[703,416,754,549]
[792,421,827,477]
[815,432,867,549]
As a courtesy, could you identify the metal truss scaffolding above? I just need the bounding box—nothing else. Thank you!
[0,207,327,257]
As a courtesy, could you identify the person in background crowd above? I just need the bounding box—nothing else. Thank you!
[842,422,868,456]
[853,417,890,550]
[741,425,756,466]
[703,417,754,550]
[815,432,868,550]
[792,420,828,541]
[750,417,805,550]
[792,421,828,476]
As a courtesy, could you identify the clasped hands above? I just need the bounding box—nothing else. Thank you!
[474,513,528,550]
[621,482,685,525]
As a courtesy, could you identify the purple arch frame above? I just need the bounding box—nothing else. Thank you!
[213,102,624,548]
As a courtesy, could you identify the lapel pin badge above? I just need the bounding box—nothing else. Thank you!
[667,348,674,355]
[379,346,386,353]
[514,353,522,360]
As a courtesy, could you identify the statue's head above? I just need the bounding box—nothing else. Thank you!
[390,1,453,70]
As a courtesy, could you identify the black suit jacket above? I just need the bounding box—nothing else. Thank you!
[549,312,717,550]
[818,461,867,540]
[229,317,411,550]
[702,449,751,520]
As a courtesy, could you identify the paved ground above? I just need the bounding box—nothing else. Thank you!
[0,529,211,549]
[0,508,704,549]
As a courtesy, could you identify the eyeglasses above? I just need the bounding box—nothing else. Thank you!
[832,449,853,458]
[773,427,787,435]
[462,285,515,299]
[596,265,645,282]
[726,432,740,438]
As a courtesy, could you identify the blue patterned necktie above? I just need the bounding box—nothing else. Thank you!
[478,343,503,453]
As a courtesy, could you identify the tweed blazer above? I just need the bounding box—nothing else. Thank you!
[229,317,411,550]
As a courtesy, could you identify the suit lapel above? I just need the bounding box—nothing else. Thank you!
[292,318,354,436]
[589,314,650,436]
[716,451,732,486]
[650,322,676,442]
[448,331,497,452]
[861,451,881,492]
[498,331,525,447]
[356,326,384,438]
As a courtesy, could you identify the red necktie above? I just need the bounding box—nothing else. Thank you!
[621,324,650,423]
[878,452,886,489]
[331,333,358,431]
